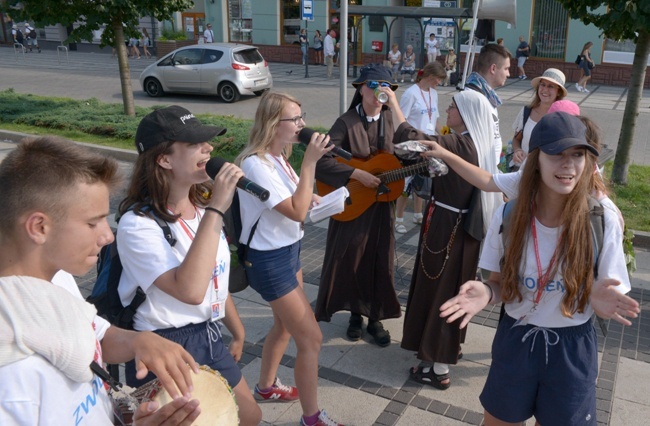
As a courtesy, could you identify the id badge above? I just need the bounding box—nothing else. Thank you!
[426,122,435,132]
[211,299,226,322]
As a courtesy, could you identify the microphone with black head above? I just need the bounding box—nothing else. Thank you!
[206,157,270,202]
[298,128,353,161]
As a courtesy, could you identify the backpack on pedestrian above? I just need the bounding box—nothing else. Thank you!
[506,106,532,172]
[26,27,37,39]
[86,208,176,330]
[14,28,24,44]
[222,191,260,293]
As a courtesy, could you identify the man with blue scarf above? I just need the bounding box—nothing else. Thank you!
[464,43,510,167]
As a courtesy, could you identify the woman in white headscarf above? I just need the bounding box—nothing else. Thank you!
[392,89,502,390]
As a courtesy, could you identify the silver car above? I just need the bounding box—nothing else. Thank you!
[139,43,273,103]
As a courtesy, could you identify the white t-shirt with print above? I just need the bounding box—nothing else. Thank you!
[425,38,438,56]
[239,153,304,251]
[0,272,113,425]
[400,83,440,136]
[117,209,231,331]
[479,203,630,328]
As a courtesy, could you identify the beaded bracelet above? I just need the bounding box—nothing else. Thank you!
[205,207,225,219]
[482,282,494,304]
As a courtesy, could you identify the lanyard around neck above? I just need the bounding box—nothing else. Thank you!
[418,87,433,122]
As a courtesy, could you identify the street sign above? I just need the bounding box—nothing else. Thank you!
[301,0,314,21]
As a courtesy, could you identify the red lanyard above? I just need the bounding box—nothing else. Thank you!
[271,154,299,186]
[177,207,219,291]
[419,88,433,122]
[530,203,559,306]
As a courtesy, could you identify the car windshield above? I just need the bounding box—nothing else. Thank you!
[234,48,263,64]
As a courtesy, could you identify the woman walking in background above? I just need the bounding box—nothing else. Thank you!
[576,41,595,93]
[141,27,152,59]
[313,30,323,65]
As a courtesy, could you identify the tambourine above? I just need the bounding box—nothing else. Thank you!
[113,365,239,425]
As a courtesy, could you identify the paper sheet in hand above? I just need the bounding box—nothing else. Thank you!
[309,187,350,223]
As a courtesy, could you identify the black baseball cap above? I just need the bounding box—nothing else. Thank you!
[528,112,599,156]
[135,105,227,153]
[351,63,398,91]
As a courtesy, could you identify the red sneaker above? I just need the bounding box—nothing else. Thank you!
[253,377,299,402]
[300,409,344,426]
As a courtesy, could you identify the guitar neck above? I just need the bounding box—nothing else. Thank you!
[379,162,428,183]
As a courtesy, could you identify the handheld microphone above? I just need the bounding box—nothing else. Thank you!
[298,128,353,161]
[205,157,270,202]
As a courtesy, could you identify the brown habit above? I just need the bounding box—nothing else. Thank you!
[395,123,482,364]
[314,106,401,322]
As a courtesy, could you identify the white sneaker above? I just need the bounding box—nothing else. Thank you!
[575,83,583,92]
[395,222,407,234]
[583,88,590,93]
[412,215,423,224]
[400,79,404,83]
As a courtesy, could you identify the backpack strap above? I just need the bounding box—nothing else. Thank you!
[587,197,607,337]
[522,106,532,129]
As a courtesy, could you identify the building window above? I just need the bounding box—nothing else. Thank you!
[228,0,252,43]
[530,0,568,59]
[282,0,301,45]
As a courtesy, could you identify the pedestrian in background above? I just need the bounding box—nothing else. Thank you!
[129,34,141,59]
[387,43,402,81]
[203,23,215,43]
[400,44,416,83]
[11,25,24,48]
[576,41,595,93]
[141,27,152,59]
[299,29,308,66]
[313,30,323,65]
[516,35,530,80]
[426,33,439,64]
[324,29,336,78]
[24,24,41,53]
[443,47,457,86]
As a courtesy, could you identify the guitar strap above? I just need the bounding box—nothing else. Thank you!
[358,105,385,151]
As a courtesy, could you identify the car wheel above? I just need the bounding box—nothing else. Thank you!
[219,82,240,103]
[253,89,267,97]
[144,78,164,97]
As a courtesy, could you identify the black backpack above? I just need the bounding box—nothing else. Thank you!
[14,29,23,43]
[86,209,176,330]
[26,28,37,39]
[222,192,260,293]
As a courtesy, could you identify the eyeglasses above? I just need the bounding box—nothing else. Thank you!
[365,81,392,89]
[279,112,306,126]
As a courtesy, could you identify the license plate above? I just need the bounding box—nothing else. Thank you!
[255,78,268,86]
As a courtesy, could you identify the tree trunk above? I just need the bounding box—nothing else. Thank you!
[611,30,650,184]
[113,23,136,116]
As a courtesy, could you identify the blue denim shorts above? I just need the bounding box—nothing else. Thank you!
[480,314,598,425]
[245,241,301,302]
[125,321,242,389]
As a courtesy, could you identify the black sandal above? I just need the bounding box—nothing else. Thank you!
[347,313,363,341]
[409,366,451,390]
[367,320,391,347]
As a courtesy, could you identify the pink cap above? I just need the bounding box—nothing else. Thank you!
[548,100,580,116]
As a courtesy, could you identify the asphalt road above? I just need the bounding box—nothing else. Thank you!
[1,46,650,165]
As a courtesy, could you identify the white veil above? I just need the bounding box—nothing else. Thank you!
[454,90,503,234]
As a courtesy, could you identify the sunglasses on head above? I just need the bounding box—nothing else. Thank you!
[365,81,392,89]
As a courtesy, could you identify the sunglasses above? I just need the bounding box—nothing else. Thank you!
[365,81,392,89]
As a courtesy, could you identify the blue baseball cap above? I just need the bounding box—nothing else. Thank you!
[528,112,599,156]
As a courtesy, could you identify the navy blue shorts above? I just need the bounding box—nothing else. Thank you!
[125,321,242,389]
[246,241,301,302]
[480,314,598,425]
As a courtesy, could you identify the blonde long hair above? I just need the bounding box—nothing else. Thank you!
[235,92,300,165]
[501,147,599,317]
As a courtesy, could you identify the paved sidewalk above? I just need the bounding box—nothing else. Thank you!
[0,139,649,425]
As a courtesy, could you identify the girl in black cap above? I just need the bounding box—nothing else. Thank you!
[116,105,262,426]
[440,112,639,425]
[314,64,401,348]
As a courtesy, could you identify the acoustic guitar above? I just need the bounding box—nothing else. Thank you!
[315,152,429,222]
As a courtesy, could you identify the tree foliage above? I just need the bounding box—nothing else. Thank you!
[2,0,193,116]
[557,0,650,184]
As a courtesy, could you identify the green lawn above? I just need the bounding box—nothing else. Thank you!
[1,89,648,232]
